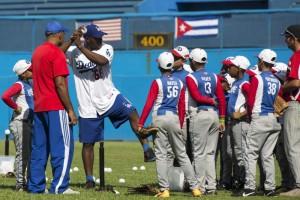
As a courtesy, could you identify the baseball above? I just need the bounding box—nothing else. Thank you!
[46,177,48,182]
[96,178,100,183]
[81,26,87,34]
[4,129,10,135]
[118,178,125,183]
[106,168,112,173]
[73,167,79,172]
[140,166,146,170]
[132,166,138,171]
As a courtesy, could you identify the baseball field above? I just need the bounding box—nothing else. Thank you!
[0,140,296,200]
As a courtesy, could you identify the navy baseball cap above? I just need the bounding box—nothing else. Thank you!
[45,21,68,34]
[84,24,107,38]
[281,24,300,39]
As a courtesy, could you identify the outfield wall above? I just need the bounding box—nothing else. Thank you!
[0,48,292,140]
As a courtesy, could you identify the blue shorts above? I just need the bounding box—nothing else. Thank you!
[79,94,136,143]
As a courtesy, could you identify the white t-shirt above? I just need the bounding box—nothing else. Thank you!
[68,44,120,118]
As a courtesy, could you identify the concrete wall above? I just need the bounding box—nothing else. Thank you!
[0,47,293,140]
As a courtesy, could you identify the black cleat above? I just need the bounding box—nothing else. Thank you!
[264,189,278,197]
[85,181,95,189]
[144,148,156,162]
[205,189,217,195]
[241,189,256,197]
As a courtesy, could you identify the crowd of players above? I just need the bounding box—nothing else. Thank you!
[1,21,300,198]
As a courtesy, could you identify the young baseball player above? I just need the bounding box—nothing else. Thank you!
[186,48,226,194]
[242,49,281,197]
[227,56,251,190]
[1,60,33,191]
[280,25,300,197]
[171,45,193,161]
[138,52,201,198]
[218,58,235,190]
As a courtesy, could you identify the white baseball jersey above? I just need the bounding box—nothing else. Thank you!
[67,44,120,118]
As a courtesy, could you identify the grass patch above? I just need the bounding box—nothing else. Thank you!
[0,140,297,199]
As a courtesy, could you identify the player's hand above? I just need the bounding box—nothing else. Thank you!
[14,106,22,115]
[219,118,225,132]
[68,110,78,125]
[212,99,218,106]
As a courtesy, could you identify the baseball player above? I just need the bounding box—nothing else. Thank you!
[28,21,78,194]
[186,48,226,194]
[280,25,300,197]
[242,49,281,197]
[1,60,33,191]
[218,58,236,190]
[226,56,251,190]
[272,62,294,192]
[171,45,193,161]
[138,52,202,198]
[62,24,156,188]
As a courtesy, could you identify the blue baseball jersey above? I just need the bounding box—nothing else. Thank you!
[153,75,183,115]
[250,71,281,114]
[188,69,217,110]
[227,77,249,116]
[172,68,189,86]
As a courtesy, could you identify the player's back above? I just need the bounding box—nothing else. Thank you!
[153,74,183,115]
[252,71,280,114]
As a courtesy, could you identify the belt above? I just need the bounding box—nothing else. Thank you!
[156,110,177,116]
[197,108,215,112]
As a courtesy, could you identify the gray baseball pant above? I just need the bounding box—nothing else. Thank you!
[244,113,281,190]
[189,109,219,191]
[283,101,300,188]
[153,112,199,191]
[9,119,32,189]
[231,120,249,184]
[275,128,294,188]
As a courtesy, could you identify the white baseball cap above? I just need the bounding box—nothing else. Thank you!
[171,46,189,60]
[13,59,31,75]
[258,49,277,65]
[272,62,288,81]
[190,48,207,63]
[246,65,260,76]
[157,52,174,70]
[228,56,251,70]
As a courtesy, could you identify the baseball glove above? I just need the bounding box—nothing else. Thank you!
[138,125,159,138]
[274,96,289,116]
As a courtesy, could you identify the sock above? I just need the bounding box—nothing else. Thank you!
[143,143,150,152]
[86,175,94,182]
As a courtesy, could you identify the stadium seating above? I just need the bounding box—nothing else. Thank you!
[0,0,142,15]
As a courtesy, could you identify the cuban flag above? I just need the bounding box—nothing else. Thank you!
[175,16,219,39]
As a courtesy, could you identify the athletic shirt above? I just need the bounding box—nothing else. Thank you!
[284,50,300,102]
[248,71,280,115]
[2,80,34,120]
[67,43,120,117]
[188,70,217,109]
[172,68,190,112]
[139,74,185,127]
[227,77,250,116]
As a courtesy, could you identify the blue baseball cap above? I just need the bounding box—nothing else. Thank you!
[84,24,107,38]
[45,21,68,34]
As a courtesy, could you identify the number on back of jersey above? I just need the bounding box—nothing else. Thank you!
[204,82,212,94]
[167,85,179,98]
[267,82,277,95]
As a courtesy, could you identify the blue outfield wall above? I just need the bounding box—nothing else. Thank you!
[0,47,293,140]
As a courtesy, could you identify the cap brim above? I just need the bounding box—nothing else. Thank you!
[171,49,184,59]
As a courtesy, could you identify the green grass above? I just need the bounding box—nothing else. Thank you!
[0,140,298,199]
